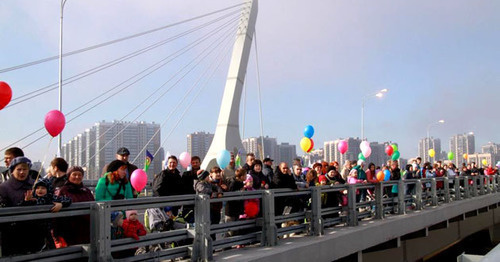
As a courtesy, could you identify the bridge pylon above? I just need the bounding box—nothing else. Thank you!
[201,0,258,170]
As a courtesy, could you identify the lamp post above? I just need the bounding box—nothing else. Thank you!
[57,0,68,156]
[426,119,445,139]
[361,88,388,141]
[426,119,444,162]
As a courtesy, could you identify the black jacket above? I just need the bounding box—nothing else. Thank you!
[273,168,297,190]
[153,168,182,196]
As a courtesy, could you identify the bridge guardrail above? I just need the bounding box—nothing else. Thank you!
[0,174,499,261]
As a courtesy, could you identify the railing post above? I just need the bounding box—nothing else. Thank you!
[443,177,450,203]
[496,175,500,192]
[464,177,470,199]
[486,175,492,194]
[479,175,485,195]
[261,190,277,246]
[415,180,422,210]
[472,176,478,197]
[191,194,213,262]
[492,175,497,192]
[309,187,323,236]
[375,182,384,219]
[431,178,438,206]
[397,180,405,215]
[90,201,111,262]
[347,184,358,226]
[454,177,461,201]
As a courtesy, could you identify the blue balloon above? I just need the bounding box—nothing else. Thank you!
[304,125,315,138]
[383,169,391,181]
[216,149,231,169]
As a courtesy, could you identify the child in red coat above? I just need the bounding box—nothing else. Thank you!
[123,210,147,240]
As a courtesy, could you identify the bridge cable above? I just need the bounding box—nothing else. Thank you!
[132,28,236,164]
[1,16,241,153]
[6,9,242,107]
[254,31,266,158]
[83,22,239,167]
[0,2,247,74]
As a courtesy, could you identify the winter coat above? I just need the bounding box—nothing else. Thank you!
[262,164,274,186]
[49,174,67,193]
[352,165,366,180]
[95,174,134,201]
[54,181,95,245]
[181,170,198,195]
[249,170,269,189]
[225,178,244,218]
[0,176,34,207]
[123,219,147,240]
[273,169,297,190]
[152,168,182,196]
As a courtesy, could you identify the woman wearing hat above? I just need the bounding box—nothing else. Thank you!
[53,166,95,246]
[95,160,134,201]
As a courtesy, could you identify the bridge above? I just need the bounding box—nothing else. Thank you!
[1,175,500,261]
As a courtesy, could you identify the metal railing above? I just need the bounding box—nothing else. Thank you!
[0,174,499,261]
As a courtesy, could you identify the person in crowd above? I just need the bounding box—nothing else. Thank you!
[223,152,236,180]
[47,157,69,193]
[54,166,95,246]
[239,175,259,219]
[194,168,223,240]
[313,163,323,177]
[325,166,345,185]
[153,155,182,214]
[423,162,434,190]
[435,161,446,189]
[2,147,38,183]
[111,211,125,240]
[242,153,256,173]
[224,168,245,236]
[405,164,417,195]
[262,157,275,187]
[273,162,299,216]
[365,163,379,184]
[321,162,329,176]
[305,169,318,187]
[352,160,367,201]
[179,156,201,223]
[292,163,307,188]
[123,210,147,240]
[19,178,72,251]
[95,160,134,201]
[249,159,269,189]
[103,147,139,197]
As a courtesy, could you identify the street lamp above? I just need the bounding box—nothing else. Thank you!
[426,119,445,139]
[57,0,68,156]
[361,88,388,140]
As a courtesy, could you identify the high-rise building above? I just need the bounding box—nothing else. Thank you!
[482,142,500,155]
[368,142,387,167]
[187,132,214,160]
[276,142,297,167]
[303,149,324,166]
[449,133,475,166]
[242,136,278,160]
[418,137,442,163]
[62,121,163,180]
[323,137,362,166]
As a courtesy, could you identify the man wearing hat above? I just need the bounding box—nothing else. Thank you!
[102,147,139,196]
[263,157,274,187]
[2,147,38,183]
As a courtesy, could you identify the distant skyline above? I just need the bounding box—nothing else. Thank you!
[1,0,499,164]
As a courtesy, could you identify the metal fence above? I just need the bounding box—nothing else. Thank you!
[0,175,499,261]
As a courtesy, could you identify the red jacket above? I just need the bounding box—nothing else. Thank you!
[122,219,147,240]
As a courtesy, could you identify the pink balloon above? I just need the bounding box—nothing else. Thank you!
[44,110,66,137]
[338,140,348,154]
[362,146,372,158]
[179,152,191,169]
[360,141,370,151]
[131,169,147,191]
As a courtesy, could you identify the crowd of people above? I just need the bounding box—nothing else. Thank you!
[0,146,498,257]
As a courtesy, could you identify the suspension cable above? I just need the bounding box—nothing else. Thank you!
[254,31,265,158]
[6,9,242,107]
[0,2,247,73]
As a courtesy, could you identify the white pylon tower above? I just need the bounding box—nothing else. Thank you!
[201,0,258,169]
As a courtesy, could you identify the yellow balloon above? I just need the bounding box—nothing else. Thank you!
[463,153,468,160]
[482,159,488,166]
[300,137,312,153]
[428,149,435,158]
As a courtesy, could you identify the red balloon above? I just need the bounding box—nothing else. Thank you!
[244,200,259,218]
[0,81,13,110]
[307,139,314,153]
[44,110,66,137]
[385,145,394,156]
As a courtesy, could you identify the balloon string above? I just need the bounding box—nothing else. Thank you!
[33,136,54,189]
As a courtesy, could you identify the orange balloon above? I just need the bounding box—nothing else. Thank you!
[376,171,385,182]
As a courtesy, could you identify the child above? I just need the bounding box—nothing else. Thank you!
[20,178,72,251]
[111,211,125,240]
[123,210,147,240]
[239,175,259,219]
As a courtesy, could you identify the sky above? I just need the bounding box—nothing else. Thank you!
[0,0,499,165]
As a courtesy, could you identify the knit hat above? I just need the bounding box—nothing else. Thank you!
[126,210,138,218]
[327,166,336,173]
[9,156,32,171]
[197,170,209,180]
[67,166,85,177]
[318,175,327,183]
[244,174,253,184]
[111,211,123,226]
[107,160,127,173]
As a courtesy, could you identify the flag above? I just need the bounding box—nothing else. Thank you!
[235,154,241,168]
[144,150,154,172]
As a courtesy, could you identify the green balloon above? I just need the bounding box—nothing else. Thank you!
[358,152,366,161]
[391,150,400,161]
[448,152,454,160]
[391,144,398,152]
